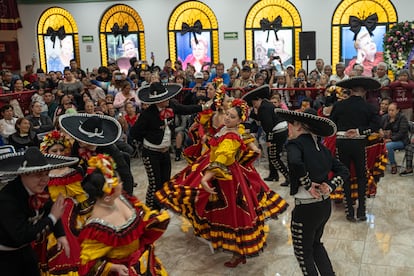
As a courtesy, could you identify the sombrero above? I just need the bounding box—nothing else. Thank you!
[274,108,337,137]
[59,113,122,146]
[0,147,78,177]
[241,84,270,106]
[335,76,381,91]
[138,82,182,104]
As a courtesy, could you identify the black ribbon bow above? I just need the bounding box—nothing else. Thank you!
[111,23,129,46]
[260,16,283,43]
[46,26,66,48]
[181,20,203,48]
[349,13,378,40]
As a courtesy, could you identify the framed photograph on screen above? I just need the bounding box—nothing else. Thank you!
[176,32,211,72]
[342,25,385,76]
[107,34,139,62]
[253,29,293,70]
[45,36,74,73]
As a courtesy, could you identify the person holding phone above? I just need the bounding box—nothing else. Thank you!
[113,81,141,114]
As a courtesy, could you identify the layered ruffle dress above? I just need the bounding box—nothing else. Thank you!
[324,134,387,201]
[156,130,288,257]
[78,195,170,276]
[34,168,90,276]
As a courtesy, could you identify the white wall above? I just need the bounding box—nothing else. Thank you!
[15,0,412,72]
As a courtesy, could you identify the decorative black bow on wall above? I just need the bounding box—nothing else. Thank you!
[260,16,283,42]
[349,13,378,40]
[181,20,203,48]
[46,26,66,48]
[111,23,129,46]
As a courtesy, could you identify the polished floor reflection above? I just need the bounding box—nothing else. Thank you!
[130,151,414,276]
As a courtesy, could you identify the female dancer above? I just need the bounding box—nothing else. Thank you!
[78,155,170,275]
[156,99,288,267]
[183,78,231,163]
[34,130,90,275]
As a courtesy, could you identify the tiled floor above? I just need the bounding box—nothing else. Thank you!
[130,151,414,276]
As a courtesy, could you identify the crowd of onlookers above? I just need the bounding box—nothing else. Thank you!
[0,55,413,174]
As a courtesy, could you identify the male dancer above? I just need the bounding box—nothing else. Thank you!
[242,85,290,186]
[330,77,381,221]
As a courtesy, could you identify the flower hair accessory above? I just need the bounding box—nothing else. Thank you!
[40,130,72,155]
[212,78,226,109]
[87,154,119,195]
[231,98,249,122]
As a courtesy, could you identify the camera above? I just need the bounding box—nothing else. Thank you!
[297,78,303,82]
[273,55,280,60]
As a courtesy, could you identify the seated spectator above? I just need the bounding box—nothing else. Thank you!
[77,91,93,112]
[380,102,410,174]
[26,101,54,134]
[270,93,288,110]
[375,62,391,98]
[43,90,58,121]
[54,95,77,125]
[113,81,140,114]
[123,102,138,129]
[270,71,291,108]
[8,117,40,152]
[232,66,254,98]
[83,78,106,102]
[0,104,18,143]
[188,72,206,89]
[83,99,96,114]
[388,69,414,121]
[31,88,48,115]
[1,70,14,92]
[96,99,108,115]
[379,97,392,126]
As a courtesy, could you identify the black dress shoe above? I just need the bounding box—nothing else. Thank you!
[264,176,279,182]
[280,181,289,187]
[346,216,356,222]
[357,216,367,221]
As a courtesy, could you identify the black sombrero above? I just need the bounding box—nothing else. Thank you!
[59,113,122,146]
[275,108,337,137]
[335,76,381,91]
[138,82,182,104]
[0,147,78,176]
[241,84,270,106]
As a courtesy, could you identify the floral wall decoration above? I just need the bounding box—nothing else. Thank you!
[383,21,414,74]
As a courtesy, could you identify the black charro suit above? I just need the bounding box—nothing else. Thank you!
[0,178,64,276]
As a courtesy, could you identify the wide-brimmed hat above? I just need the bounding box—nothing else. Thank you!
[335,76,381,91]
[59,113,122,146]
[275,108,337,137]
[138,82,182,104]
[241,84,270,106]
[0,147,78,177]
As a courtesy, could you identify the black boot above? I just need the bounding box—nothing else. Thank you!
[265,159,279,182]
[357,196,367,221]
[175,147,182,161]
[344,198,356,222]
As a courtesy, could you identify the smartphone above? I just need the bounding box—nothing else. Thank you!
[151,52,154,59]
[233,58,238,63]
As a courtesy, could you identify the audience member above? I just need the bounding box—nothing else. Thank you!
[26,101,54,134]
[8,117,40,152]
[380,102,410,174]
[388,69,414,121]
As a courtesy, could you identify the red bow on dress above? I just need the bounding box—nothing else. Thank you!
[159,108,174,121]
[28,192,50,210]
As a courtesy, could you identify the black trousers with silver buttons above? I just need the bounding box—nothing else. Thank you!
[291,198,335,276]
[141,147,171,210]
